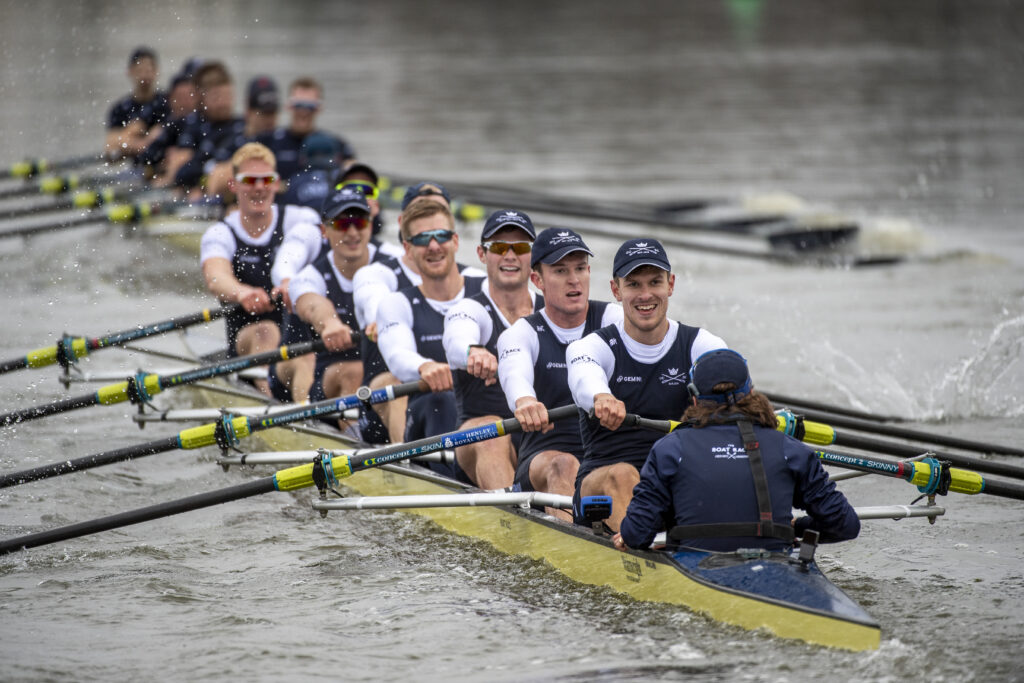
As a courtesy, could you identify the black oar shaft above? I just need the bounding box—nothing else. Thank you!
[0,436,181,488]
[0,477,276,554]
[764,392,899,423]
[0,394,102,426]
[0,212,104,239]
[979,478,1024,501]
[831,432,1024,480]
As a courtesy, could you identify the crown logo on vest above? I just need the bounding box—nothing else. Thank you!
[659,368,686,385]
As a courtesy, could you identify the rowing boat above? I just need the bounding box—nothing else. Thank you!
[177,333,882,651]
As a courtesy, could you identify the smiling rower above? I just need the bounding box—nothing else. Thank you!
[442,210,543,489]
[566,238,727,530]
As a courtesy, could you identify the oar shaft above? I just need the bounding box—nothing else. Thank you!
[0,477,276,555]
[1,153,103,180]
[0,393,104,427]
[0,436,181,488]
[828,431,1024,480]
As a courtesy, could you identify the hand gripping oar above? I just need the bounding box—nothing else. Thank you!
[624,412,1024,502]
[0,403,577,554]
[775,410,1024,480]
[1,153,105,181]
[0,338,333,426]
[0,379,425,489]
[0,303,241,375]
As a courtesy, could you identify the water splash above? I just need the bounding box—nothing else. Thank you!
[938,313,1024,419]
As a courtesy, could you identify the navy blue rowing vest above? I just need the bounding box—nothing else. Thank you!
[224,206,287,354]
[515,301,608,463]
[453,291,544,422]
[578,322,701,472]
[398,275,486,364]
[360,254,416,384]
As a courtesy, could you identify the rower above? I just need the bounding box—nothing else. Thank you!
[158,61,245,191]
[199,142,320,395]
[105,46,170,161]
[566,238,727,531]
[256,77,355,182]
[442,210,542,489]
[288,187,384,432]
[613,349,860,551]
[352,182,483,444]
[334,162,404,258]
[275,132,343,210]
[496,228,622,521]
[376,201,485,474]
[136,67,198,177]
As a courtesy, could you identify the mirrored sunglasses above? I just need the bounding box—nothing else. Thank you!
[482,241,532,256]
[328,214,371,232]
[406,229,455,246]
[235,173,279,186]
[289,99,321,111]
[338,180,380,200]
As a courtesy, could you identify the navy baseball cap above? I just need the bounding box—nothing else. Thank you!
[320,186,370,222]
[129,46,156,65]
[530,227,594,268]
[248,76,279,113]
[689,349,752,403]
[612,238,671,278]
[339,161,379,186]
[401,182,451,210]
[481,209,537,241]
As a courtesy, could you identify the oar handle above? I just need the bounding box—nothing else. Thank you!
[621,413,682,433]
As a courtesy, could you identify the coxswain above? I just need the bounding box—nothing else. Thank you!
[199,142,319,394]
[375,201,485,474]
[442,210,542,489]
[496,228,622,520]
[105,46,170,161]
[566,238,727,530]
[613,349,860,551]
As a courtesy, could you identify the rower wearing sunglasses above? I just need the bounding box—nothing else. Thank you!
[199,142,320,395]
[441,210,542,489]
[333,161,404,259]
[285,187,386,433]
[376,201,486,476]
[352,182,484,445]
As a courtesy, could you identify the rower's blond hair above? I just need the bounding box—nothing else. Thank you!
[231,143,277,174]
[400,200,455,241]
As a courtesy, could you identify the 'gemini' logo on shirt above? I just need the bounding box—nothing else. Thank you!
[616,375,642,383]
[712,444,748,459]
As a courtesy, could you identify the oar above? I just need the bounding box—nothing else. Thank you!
[0,380,425,488]
[776,410,1024,480]
[0,338,332,426]
[0,172,135,202]
[0,185,149,220]
[775,405,1024,459]
[0,303,241,375]
[0,404,578,554]
[625,413,1024,501]
[763,391,899,423]
[1,153,105,181]
[0,198,216,241]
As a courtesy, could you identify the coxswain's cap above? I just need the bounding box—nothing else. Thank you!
[689,349,753,403]
[401,181,451,210]
[612,238,671,278]
[247,76,279,113]
[321,186,370,222]
[530,227,594,268]
[481,209,537,241]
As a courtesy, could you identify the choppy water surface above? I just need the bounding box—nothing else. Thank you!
[2,1,1023,681]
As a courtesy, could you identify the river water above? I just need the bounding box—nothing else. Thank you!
[1,1,1023,680]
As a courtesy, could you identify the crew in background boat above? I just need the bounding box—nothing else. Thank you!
[200,75,282,200]
[199,142,320,394]
[352,182,484,444]
[105,46,170,161]
[136,64,199,177]
[496,228,622,521]
[257,77,356,181]
[276,132,343,210]
[287,187,382,432]
[613,349,860,551]
[567,238,726,530]
[442,210,542,489]
[376,201,486,475]
[156,61,245,190]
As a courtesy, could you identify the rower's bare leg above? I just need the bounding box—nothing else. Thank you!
[580,462,641,532]
[274,355,315,402]
[529,450,579,522]
[323,360,364,431]
[369,371,407,444]
[235,320,281,396]
[456,415,516,489]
